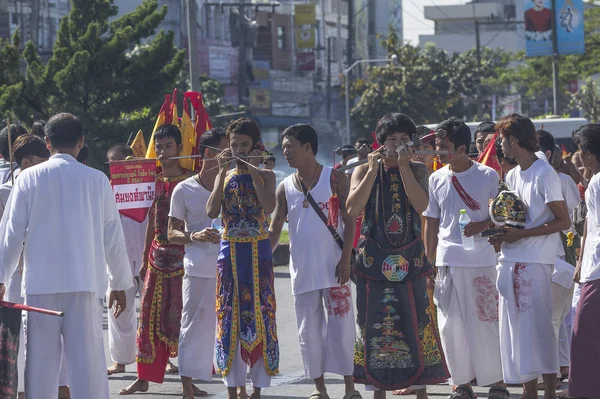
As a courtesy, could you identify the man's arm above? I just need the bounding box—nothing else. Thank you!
[399,162,429,215]
[333,169,355,285]
[168,217,193,245]
[0,180,29,294]
[269,182,288,252]
[249,168,276,215]
[207,170,226,219]
[424,217,440,262]
[102,181,134,292]
[347,151,382,218]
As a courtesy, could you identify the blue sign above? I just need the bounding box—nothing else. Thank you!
[556,0,585,55]
[525,0,553,56]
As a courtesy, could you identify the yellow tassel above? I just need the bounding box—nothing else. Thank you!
[567,231,574,247]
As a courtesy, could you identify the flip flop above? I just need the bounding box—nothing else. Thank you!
[309,391,330,399]
[488,386,510,399]
[343,390,363,399]
[447,385,476,399]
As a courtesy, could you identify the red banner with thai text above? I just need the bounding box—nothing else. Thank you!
[109,159,157,223]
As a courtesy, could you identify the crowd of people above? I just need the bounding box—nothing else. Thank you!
[0,110,597,399]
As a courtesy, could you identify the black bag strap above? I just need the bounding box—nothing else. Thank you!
[297,175,344,251]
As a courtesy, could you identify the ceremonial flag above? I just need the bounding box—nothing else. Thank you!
[185,91,213,171]
[109,159,157,222]
[561,144,569,158]
[433,156,444,171]
[178,96,195,171]
[477,132,501,174]
[145,94,173,160]
[370,131,380,150]
[130,130,147,158]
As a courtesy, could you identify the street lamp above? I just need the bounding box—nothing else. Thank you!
[343,56,396,144]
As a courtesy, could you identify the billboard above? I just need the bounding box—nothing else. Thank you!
[294,4,317,26]
[524,0,585,57]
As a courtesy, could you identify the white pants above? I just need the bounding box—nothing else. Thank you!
[178,275,217,381]
[107,277,141,365]
[24,292,109,399]
[434,266,503,387]
[497,262,558,384]
[558,321,570,367]
[223,339,271,388]
[293,285,355,379]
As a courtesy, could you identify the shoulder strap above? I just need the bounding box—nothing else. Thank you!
[297,175,344,251]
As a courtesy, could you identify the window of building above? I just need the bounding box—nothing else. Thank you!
[277,26,285,50]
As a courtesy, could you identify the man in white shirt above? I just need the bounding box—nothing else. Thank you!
[0,124,27,184]
[270,124,360,399]
[566,124,600,399]
[167,128,226,399]
[0,113,132,399]
[489,114,571,399]
[423,118,505,398]
[105,144,148,376]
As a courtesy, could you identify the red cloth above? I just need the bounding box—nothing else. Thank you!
[525,8,552,33]
[334,163,342,170]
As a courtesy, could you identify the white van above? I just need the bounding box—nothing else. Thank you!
[426,117,589,152]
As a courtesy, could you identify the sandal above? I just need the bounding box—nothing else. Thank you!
[309,390,330,399]
[488,386,510,399]
[447,385,476,399]
[343,390,363,399]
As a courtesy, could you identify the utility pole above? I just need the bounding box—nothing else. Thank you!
[550,0,560,115]
[474,20,483,119]
[186,0,200,93]
[30,0,40,49]
[326,36,332,120]
[238,0,247,106]
[346,0,354,139]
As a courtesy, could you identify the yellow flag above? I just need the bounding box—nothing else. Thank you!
[178,103,195,170]
[130,130,147,158]
[145,95,170,160]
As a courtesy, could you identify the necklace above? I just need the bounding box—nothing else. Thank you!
[296,165,321,208]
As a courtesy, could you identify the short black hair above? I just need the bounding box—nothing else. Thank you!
[12,134,50,166]
[474,121,496,142]
[577,124,600,163]
[281,124,318,155]
[107,143,134,161]
[436,117,472,151]
[31,120,46,138]
[572,126,585,148]
[264,155,276,163]
[0,124,28,160]
[45,113,84,149]
[227,118,261,145]
[355,138,370,146]
[77,145,89,164]
[496,114,539,153]
[536,129,556,159]
[199,127,227,157]
[375,113,416,144]
[153,124,182,146]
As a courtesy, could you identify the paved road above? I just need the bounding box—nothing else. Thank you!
[104,266,567,398]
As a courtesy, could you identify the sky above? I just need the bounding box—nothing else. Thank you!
[403,0,469,45]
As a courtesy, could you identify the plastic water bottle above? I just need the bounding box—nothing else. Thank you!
[459,209,475,250]
[211,216,223,233]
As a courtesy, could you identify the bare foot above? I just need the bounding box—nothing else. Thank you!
[538,380,562,390]
[182,384,208,398]
[108,363,126,375]
[58,385,70,399]
[165,360,179,374]
[119,379,149,395]
[392,389,414,395]
[557,390,577,399]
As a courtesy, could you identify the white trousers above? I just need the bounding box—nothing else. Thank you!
[24,292,109,399]
[558,321,570,367]
[435,266,503,387]
[497,262,558,384]
[107,277,141,365]
[223,339,271,388]
[293,285,355,379]
[178,275,217,381]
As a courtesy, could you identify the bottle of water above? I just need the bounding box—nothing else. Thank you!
[211,216,223,234]
[459,209,475,250]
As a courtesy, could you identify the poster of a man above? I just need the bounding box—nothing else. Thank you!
[525,0,552,41]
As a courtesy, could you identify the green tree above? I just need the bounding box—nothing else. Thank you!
[570,78,600,122]
[0,0,185,167]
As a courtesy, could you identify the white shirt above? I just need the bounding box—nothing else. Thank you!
[168,176,219,279]
[556,173,581,257]
[500,158,564,264]
[423,162,499,267]
[580,173,600,283]
[283,167,342,295]
[0,160,19,185]
[345,157,359,175]
[120,215,148,278]
[0,154,133,296]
